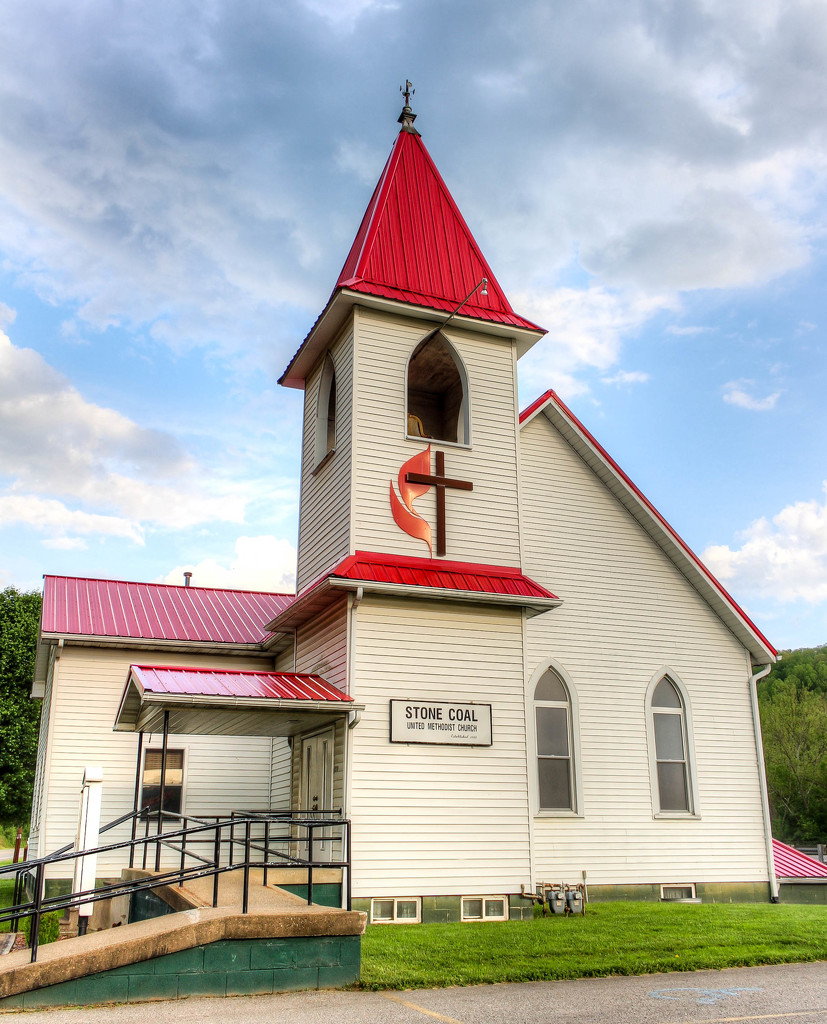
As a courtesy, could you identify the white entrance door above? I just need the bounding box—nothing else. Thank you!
[300,729,335,860]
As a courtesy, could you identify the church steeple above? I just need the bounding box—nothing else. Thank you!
[280,96,543,388]
[334,106,540,333]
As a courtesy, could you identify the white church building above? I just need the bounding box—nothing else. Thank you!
[29,98,779,923]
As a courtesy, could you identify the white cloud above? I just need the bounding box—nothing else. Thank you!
[0,495,143,544]
[703,483,827,603]
[666,325,714,336]
[42,536,88,551]
[162,535,297,593]
[517,286,676,398]
[0,328,245,536]
[601,370,650,386]
[722,379,782,411]
[0,304,15,329]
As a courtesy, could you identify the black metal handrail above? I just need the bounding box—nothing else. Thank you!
[0,810,351,963]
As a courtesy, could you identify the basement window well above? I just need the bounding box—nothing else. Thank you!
[370,897,421,924]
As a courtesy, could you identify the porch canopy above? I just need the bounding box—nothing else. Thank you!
[114,665,360,737]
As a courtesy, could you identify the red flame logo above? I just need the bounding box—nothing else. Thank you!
[389,446,432,557]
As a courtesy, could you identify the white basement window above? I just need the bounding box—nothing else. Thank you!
[461,896,508,922]
[661,884,697,901]
[371,897,421,924]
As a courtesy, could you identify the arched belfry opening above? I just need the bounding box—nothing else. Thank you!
[406,333,469,445]
[315,354,336,463]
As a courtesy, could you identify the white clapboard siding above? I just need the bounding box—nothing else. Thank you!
[269,738,292,812]
[349,596,530,896]
[296,325,354,591]
[292,598,349,814]
[520,412,770,885]
[41,646,275,878]
[350,308,522,567]
[295,596,348,692]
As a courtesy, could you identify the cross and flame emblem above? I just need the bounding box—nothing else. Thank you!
[389,446,473,558]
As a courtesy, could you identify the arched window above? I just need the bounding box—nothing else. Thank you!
[315,355,336,464]
[648,676,695,815]
[406,333,469,444]
[534,668,575,812]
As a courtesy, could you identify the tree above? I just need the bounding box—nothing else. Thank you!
[758,647,827,844]
[0,587,42,828]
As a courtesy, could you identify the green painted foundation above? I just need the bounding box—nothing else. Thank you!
[277,883,342,908]
[779,882,827,904]
[0,935,361,1010]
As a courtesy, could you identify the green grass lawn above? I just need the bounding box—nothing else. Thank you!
[360,902,827,989]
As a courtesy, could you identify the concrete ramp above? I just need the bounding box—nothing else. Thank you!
[0,873,364,1010]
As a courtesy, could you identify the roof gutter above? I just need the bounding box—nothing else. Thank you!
[326,576,562,616]
[38,632,278,657]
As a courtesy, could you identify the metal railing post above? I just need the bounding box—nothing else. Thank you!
[307,824,314,906]
[346,820,352,911]
[242,820,251,915]
[130,731,143,868]
[263,819,270,888]
[179,816,187,887]
[142,813,150,870]
[30,862,44,963]
[212,823,221,908]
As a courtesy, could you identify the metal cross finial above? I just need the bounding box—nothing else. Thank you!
[397,79,419,134]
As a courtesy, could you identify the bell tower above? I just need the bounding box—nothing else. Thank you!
[280,91,546,591]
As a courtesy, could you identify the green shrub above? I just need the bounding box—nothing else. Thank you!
[22,910,60,948]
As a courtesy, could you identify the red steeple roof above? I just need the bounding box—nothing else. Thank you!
[335,127,540,332]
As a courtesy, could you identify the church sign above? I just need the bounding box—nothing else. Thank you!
[389,699,492,746]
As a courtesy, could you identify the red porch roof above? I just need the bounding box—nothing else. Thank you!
[773,839,827,878]
[41,576,295,646]
[267,550,560,633]
[329,550,557,600]
[130,665,352,704]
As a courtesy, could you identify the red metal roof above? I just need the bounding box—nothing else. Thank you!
[773,839,827,878]
[330,550,558,600]
[130,665,352,703]
[519,390,777,660]
[335,129,541,333]
[42,576,295,645]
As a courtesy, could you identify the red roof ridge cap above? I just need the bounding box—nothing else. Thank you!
[43,574,294,599]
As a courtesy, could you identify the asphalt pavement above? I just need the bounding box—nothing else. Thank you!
[4,960,826,1024]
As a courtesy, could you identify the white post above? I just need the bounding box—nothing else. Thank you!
[73,767,103,931]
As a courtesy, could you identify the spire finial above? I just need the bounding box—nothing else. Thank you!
[398,79,420,134]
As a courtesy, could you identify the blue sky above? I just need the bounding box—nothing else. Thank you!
[1,0,825,650]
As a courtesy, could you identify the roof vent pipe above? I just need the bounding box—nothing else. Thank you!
[183,572,192,587]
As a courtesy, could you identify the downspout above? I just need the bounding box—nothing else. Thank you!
[342,586,363,911]
[748,662,778,901]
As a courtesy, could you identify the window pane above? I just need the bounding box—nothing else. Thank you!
[463,898,483,919]
[485,899,505,918]
[657,762,689,811]
[534,670,567,702]
[653,679,682,708]
[538,758,571,810]
[373,900,394,921]
[140,786,182,816]
[396,900,418,919]
[536,706,569,756]
[654,713,684,760]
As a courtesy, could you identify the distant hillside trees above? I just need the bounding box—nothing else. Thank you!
[0,587,42,829]
[758,646,827,844]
